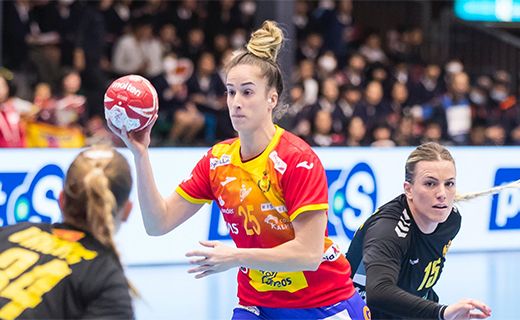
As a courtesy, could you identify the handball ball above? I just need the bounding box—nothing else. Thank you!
[104,75,158,132]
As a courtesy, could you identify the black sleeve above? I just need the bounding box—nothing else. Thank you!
[364,216,443,319]
[81,254,134,319]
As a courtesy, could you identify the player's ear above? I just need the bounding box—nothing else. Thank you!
[58,191,65,210]
[403,181,413,199]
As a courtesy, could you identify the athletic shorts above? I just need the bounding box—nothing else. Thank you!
[231,292,370,320]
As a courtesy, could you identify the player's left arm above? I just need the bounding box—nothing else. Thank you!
[186,210,327,278]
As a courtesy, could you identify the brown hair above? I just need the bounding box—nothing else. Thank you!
[405,142,455,183]
[224,20,285,98]
[62,145,136,294]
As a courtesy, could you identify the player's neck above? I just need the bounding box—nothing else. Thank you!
[407,199,438,234]
[239,124,276,161]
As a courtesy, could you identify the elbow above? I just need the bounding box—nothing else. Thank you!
[365,282,390,309]
[143,223,169,236]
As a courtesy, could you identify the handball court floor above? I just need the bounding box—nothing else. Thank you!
[126,251,519,319]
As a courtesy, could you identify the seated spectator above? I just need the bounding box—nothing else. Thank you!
[345,116,367,146]
[370,123,395,147]
[353,80,392,132]
[36,69,86,128]
[112,16,162,78]
[0,73,36,147]
[186,51,230,144]
[308,109,345,147]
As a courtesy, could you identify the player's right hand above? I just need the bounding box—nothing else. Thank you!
[444,299,491,320]
[107,114,158,157]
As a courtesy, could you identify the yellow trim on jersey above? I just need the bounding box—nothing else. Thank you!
[231,126,285,171]
[290,204,329,221]
[175,186,212,204]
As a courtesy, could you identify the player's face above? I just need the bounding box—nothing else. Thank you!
[226,64,274,133]
[404,160,456,232]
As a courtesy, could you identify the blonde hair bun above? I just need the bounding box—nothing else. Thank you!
[246,20,284,62]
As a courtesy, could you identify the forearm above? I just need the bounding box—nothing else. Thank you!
[366,264,441,319]
[134,151,169,235]
[235,238,322,272]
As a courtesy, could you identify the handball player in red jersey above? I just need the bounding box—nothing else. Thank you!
[108,20,369,320]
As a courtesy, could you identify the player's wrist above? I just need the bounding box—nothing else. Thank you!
[438,305,447,320]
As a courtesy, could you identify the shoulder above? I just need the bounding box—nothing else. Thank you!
[365,195,412,240]
[210,137,239,157]
[1,222,48,237]
[275,130,320,162]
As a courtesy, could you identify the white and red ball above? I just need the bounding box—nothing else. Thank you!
[104,75,158,132]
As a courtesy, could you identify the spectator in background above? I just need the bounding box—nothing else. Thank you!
[112,16,163,78]
[353,80,392,132]
[509,125,520,145]
[293,59,319,106]
[277,83,308,134]
[0,72,38,147]
[75,1,110,118]
[101,0,132,59]
[485,122,507,146]
[293,0,313,43]
[151,54,201,146]
[212,33,231,65]
[394,115,419,146]
[158,23,183,56]
[313,77,348,135]
[487,71,519,133]
[469,122,487,146]
[316,51,338,80]
[187,51,230,144]
[408,63,443,106]
[181,27,207,63]
[51,69,86,127]
[421,121,448,145]
[388,81,410,129]
[370,123,395,147]
[435,71,472,145]
[25,1,63,91]
[297,32,324,62]
[345,116,367,146]
[337,52,366,87]
[308,109,341,147]
[359,33,387,65]
[2,0,34,99]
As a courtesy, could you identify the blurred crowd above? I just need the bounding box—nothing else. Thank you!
[1,0,519,148]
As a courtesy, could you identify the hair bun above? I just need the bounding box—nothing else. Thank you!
[246,20,284,62]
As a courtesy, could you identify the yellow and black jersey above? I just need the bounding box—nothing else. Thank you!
[346,194,461,320]
[0,222,133,320]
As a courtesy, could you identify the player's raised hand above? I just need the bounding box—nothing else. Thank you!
[107,114,158,156]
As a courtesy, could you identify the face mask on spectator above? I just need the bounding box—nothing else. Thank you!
[490,89,507,102]
[231,34,246,49]
[469,90,486,105]
[318,56,337,73]
[240,0,256,15]
[445,61,463,74]
[163,57,176,74]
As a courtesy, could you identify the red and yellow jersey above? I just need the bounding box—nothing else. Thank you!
[178,126,355,308]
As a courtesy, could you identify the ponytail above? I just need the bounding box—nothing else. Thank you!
[455,179,520,202]
[63,146,138,297]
